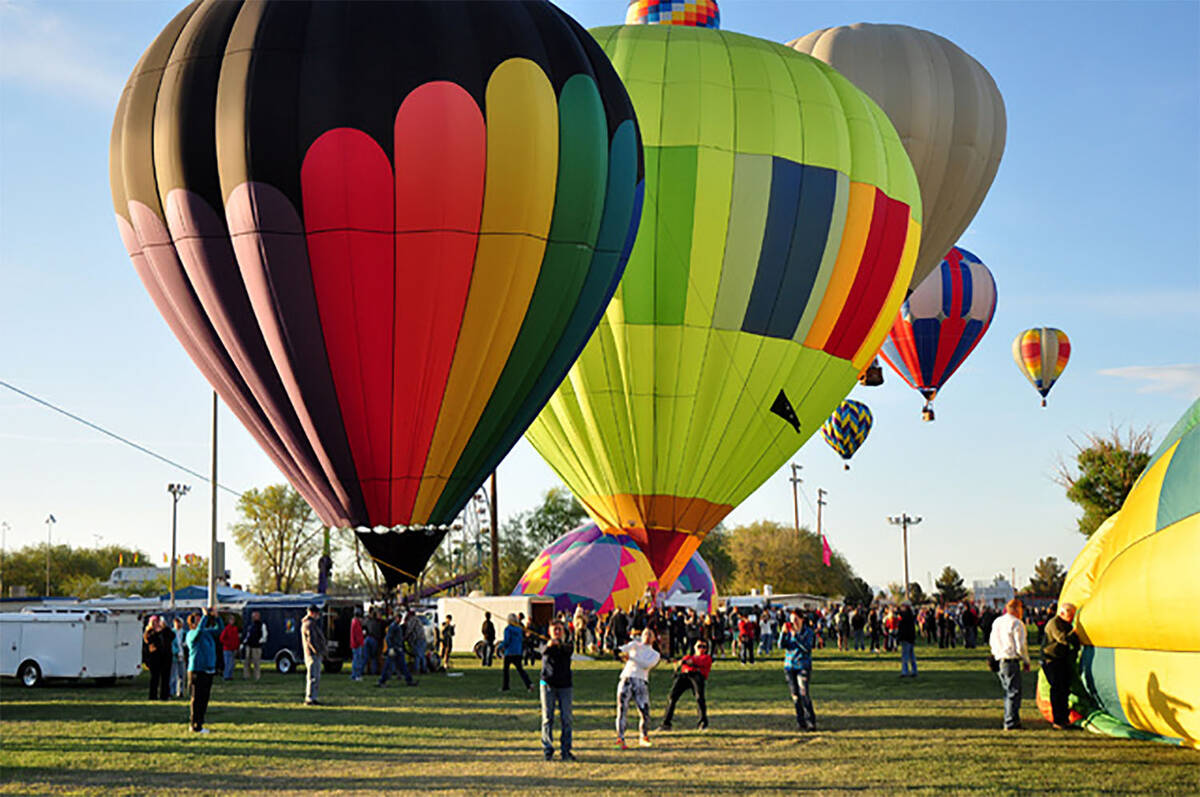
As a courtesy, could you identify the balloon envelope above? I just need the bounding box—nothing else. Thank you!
[110,1,643,581]
[821,399,873,467]
[512,523,657,613]
[789,23,1006,292]
[528,18,922,589]
[665,549,718,613]
[879,247,997,414]
[1013,327,1070,405]
[1057,398,1200,747]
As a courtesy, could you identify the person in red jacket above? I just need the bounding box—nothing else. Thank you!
[219,617,240,681]
[349,608,366,681]
[659,640,713,730]
[738,613,756,665]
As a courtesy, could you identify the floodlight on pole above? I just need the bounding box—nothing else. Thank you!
[887,514,922,601]
[168,483,191,610]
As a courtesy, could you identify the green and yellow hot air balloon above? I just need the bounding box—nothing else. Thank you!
[527,1,922,588]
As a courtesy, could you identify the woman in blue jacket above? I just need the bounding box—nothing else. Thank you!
[501,613,533,691]
[779,610,817,731]
[185,607,223,733]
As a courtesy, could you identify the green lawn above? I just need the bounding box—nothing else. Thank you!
[1,644,1195,795]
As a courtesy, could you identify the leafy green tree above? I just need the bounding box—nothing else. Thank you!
[934,566,967,603]
[1056,427,1152,537]
[1,543,144,597]
[517,487,588,550]
[907,582,926,604]
[887,582,906,602]
[844,576,873,604]
[725,519,861,597]
[1026,556,1067,596]
[697,524,734,591]
[231,485,323,593]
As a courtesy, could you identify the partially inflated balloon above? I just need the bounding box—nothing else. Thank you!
[1013,328,1070,407]
[789,24,1006,292]
[879,247,997,420]
[513,524,657,613]
[110,0,642,583]
[821,399,873,469]
[528,8,922,588]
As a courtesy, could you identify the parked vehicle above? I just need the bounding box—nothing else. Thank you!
[240,594,364,675]
[0,608,142,687]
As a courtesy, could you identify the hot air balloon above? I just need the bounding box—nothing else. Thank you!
[879,247,997,421]
[1050,398,1200,747]
[1013,327,1071,407]
[821,399,873,469]
[513,524,657,613]
[527,2,923,588]
[789,24,1006,293]
[110,0,643,586]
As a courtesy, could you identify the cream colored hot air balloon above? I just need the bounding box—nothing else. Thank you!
[789,24,1006,291]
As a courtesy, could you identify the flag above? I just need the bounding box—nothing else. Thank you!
[163,553,168,563]
[821,535,832,567]
[118,553,123,566]
[133,552,139,564]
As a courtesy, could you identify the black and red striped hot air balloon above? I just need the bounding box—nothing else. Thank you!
[110,0,643,585]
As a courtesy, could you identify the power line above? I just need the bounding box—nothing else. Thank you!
[1,379,242,497]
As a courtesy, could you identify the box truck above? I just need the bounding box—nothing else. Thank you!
[0,608,142,687]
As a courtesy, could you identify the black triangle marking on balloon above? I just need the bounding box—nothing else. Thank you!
[770,389,801,434]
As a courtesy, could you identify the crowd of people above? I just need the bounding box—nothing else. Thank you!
[142,592,1079,749]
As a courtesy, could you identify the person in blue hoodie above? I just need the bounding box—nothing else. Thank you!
[185,607,223,734]
[779,609,816,732]
[501,613,532,692]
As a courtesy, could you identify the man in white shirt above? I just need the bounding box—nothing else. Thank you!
[988,598,1032,730]
[616,628,661,749]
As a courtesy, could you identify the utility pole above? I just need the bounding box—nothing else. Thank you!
[168,483,191,610]
[44,515,56,596]
[888,514,923,602]
[789,463,802,536]
[209,391,218,607]
[1,521,8,598]
[489,471,499,595]
[816,488,828,539]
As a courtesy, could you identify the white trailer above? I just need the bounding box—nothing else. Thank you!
[0,608,143,687]
[436,595,555,656]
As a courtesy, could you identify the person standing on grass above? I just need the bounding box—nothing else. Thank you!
[301,604,327,706]
[365,608,384,676]
[1042,602,1080,729]
[405,609,427,676]
[219,617,240,681]
[440,615,455,669]
[143,615,172,701]
[481,612,496,667]
[348,607,366,681]
[989,598,1031,730]
[242,611,266,682]
[659,639,712,731]
[616,628,661,749]
[780,611,816,731]
[185,607,222,733]
[539,621,575,761]
[897,602,918,678]
[378,609,417,687]
[501,614,533,691]
[170,617,187,698]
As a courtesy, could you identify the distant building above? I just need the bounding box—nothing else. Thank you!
[972,577,1015,609]
[104,566,168,587]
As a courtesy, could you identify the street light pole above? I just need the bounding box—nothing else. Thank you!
[168,483,191,610]
[1,521,9,598]
[789,463,802,537]
[887,514,922,601]
[44,514,56,596]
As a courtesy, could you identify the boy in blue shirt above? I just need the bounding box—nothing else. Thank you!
[779,610,816,731]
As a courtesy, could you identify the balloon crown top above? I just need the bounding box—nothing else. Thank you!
[626,0,720,28]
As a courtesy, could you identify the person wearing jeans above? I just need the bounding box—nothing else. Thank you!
[501,615,532,691]
[989,598,1031,730]
[170,617,187,698]
[349,608,366,681]
[780,611,816,731]
[301,605,327,705]
[378,611,416,687]
[539,622,574,761]
[897,603,918,677]
[185,608,222,733]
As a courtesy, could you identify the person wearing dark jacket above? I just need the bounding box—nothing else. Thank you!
[242,610,266,682]
[780,611,817,731]
[143,615,172,701]
[185,608,222,733]
[659,639,713,730]
[539,621,574,760]
[897,603,918,677]
[481,612,496,667]
[378,610,416,687]
[1042,602,1080,729]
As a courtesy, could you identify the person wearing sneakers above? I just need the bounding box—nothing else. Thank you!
[539,621,575,761]
[779,610,817,731]
[659,639,712,731]
[501,614,533,691]
[616,628,661,749]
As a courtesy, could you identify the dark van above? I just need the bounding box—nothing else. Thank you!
[241,595,363,674]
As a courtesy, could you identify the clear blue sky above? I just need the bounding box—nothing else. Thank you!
[1,1,1197,594]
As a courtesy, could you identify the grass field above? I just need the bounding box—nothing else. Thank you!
[1,643,1195,795]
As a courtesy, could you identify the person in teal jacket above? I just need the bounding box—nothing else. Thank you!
[185,607,223,733]
[779,610,817,731]
[501,613,532,691]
